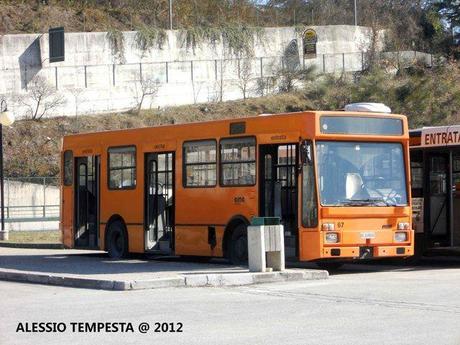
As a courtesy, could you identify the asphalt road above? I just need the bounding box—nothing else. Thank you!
[1,260,460,345]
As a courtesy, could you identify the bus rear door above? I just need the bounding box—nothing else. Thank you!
[145,152,175,253]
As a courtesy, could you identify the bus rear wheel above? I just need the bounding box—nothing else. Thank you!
[229,224,248,265]
[106,221,129,259]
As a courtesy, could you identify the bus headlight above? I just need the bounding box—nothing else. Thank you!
[325,232,339,243]
[322,223,335,231]
[398,222,410,230]
[394,232,408,242]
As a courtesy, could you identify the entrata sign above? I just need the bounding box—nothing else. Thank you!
[421,125,460,147]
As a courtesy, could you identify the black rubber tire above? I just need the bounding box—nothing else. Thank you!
[229,224,248,265]
[106,220,129,259]
[316,262,343,271]
[181,255,212,263]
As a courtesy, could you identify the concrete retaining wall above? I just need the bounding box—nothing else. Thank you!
[5,179,59,231]
[0,25,379,118]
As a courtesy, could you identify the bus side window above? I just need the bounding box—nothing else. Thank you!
[108,146,137,189]
[183,140,217,187]
[301,141,318,228]
[411,150,423,198]
[220,136,256,186]
[63,150,73,186]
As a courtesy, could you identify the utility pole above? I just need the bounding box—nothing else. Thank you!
[169,0,173,30]
[354,0,358,26]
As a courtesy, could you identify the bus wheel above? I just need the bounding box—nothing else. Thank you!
[106,221,129,259]
[230,224,248,265]
[316,262,343,271]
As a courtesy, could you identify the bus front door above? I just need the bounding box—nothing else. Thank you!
[259,144,298,258]
[426,153,450,247]
[74,156,99,249]
[145,152,175,253]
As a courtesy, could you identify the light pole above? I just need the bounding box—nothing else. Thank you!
[169,0,173,30]
[354,0,358,26]
[0,100,15,241]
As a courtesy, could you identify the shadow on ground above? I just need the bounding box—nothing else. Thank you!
[289,256,460,276]
[0,249,246,277]
[2,248,460,277]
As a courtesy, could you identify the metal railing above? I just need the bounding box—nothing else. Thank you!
[4,177,60,223]
[2,50,434,92]
[5,205,60,222]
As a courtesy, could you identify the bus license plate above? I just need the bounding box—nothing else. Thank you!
[360,232,376,239]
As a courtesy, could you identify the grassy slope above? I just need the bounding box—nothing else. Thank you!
[4,63,460,178]
[4,93,314,177]
[0,1,133,34]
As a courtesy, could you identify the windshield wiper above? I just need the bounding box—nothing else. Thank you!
[339,198,395,207]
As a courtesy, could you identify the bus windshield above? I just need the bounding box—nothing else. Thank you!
[316,141,408,207]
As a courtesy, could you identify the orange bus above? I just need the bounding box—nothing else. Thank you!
[60,108,414,265]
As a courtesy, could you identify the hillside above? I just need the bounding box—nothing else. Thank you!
[4,62,460,178]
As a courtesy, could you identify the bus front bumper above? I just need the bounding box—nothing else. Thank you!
[322,244,413,259]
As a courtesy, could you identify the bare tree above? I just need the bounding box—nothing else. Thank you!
[235,59,254,100]
[275,64,316,93]
[256,76,277,97]
[17,75,66,120]
[213,59,228,103]
[136,77,160,115]
[191,80,203,104]
[70,88,85,118]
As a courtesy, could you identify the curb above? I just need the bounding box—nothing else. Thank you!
[0,242,64,249]
[0,269,328,291]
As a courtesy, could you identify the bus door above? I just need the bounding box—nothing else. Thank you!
[259,144,298,257]
[145,152,175,253]
[426,152,450,246]
[74,156,100,248]
[452,154,460,246]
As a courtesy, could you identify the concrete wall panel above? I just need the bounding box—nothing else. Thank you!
[0,25,423,118]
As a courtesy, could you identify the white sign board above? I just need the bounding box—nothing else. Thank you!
[421,125,460,147]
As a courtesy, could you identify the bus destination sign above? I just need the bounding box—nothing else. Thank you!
[421,125,460,147]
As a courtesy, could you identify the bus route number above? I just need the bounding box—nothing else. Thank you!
[337,222,344,228]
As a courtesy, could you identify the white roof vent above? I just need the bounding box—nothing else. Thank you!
[344,103,392,114]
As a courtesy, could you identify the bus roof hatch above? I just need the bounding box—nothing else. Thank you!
[344,103,392,114]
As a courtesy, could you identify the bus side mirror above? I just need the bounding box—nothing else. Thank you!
[300,140,312,165]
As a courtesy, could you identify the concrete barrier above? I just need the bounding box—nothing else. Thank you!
[248,219,285,273]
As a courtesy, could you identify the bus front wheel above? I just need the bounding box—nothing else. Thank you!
[106,221,129,259]
[230,224,248,265]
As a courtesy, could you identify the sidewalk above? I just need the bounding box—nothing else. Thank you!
[0,248,328,290]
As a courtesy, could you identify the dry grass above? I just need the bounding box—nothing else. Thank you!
[1,230,61,243]
[4,93,313,178]
[0,1,130,34]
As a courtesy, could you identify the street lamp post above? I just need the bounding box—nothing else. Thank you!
[0,100,15,241]
[354,0,358,26]
[169,0,173,30]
